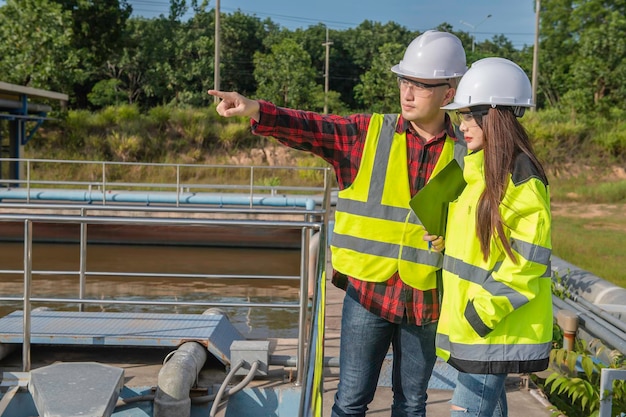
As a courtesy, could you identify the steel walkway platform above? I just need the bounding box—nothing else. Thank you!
[0,310,244,365]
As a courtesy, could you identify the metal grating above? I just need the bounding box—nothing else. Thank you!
[0,310,244,365]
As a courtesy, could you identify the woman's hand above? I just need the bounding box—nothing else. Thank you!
[423,233,445,252]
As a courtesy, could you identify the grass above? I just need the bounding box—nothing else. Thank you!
[551,204,626,287]
[549,170,626,288]
[549,171,626,203]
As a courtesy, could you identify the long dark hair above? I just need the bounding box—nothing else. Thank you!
[474,107,547,262]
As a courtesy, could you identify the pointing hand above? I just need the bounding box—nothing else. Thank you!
[207,90,261,122]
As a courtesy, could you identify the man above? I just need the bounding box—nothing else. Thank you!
[208,30,467,417]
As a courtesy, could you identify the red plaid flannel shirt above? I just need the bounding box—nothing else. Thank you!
[252,100,457,325]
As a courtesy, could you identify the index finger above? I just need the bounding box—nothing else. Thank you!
[207,89,226,99]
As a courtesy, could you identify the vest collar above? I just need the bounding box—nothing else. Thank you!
[464,150,485,184]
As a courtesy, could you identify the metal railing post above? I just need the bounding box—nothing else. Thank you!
[22,219,32,372]
[599,368,626,417]
[102,162,106,205]
[26,160,31,203]
[176,165,181,207]
[249,166,254,208]
[79,208,87,312]
[295,226,311,386]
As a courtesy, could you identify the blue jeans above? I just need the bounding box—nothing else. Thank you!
[331,291,437,417]
[451,372,508,416]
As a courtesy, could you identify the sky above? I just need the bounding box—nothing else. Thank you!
[129,0,538,49]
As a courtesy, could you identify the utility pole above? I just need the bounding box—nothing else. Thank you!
[460,14,491,53]
[213,0,221,103]
[531,0,540,111]
[322,27,333,114]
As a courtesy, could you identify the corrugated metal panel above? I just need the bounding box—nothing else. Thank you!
[0,310,244,365]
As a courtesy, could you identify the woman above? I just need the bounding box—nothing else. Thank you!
[427,57,553,416]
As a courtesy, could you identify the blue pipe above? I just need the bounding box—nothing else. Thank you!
[0,189,316,210]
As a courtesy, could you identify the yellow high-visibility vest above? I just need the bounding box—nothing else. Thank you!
[330,113,465,290]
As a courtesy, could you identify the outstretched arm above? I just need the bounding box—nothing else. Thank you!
[207,90,261,122]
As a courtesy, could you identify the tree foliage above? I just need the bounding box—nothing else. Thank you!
[354,43,404,114]
[2,0,626,120]
[51,0,132,107]
[0,0,81,92]
[538,0,626,115]
[219,10,269,96]
[253,38,319,109]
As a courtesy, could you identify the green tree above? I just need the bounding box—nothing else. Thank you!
[334,21,415,108]
[253,38,320,109]
[52,0,132,107]
[567,6,626,115]
[168,9,215,106]
[290,25,329,91]
[53,0,132,65]
[0,0,81,93]
[219,11,269,96]
[96,17,174,108]
[538,0,626,114]
[475,34,520,61]
[353,42,404,114]
[87,78,126,106]
[538,0,577,108]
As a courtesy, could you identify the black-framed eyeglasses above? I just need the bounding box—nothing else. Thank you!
[397,77,451,97]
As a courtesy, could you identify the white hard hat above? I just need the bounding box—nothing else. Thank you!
[442,57,534,114]
[391,30,467,80]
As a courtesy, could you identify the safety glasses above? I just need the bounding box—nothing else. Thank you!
[397,77,451,97]
[454,109,490,125]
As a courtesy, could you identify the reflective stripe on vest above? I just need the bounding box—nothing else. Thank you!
[330,113,466,289]
[443,238,551,309]
[436,333,552,361]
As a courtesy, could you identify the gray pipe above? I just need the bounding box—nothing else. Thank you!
[552,257,626,311]
[154,342,208,417]
[553,296,626,356]
[571,294,626,334]
[560,297,626,343]
[0,189,316,210]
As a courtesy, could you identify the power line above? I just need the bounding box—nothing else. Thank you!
[1,0,535,42]
[126,1,535,43]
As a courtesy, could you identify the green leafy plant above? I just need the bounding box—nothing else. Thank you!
[544,345,626,416]
[551,270,573,301]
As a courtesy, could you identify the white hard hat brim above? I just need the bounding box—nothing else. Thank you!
[441,102,467,111]
[442,97,534,111]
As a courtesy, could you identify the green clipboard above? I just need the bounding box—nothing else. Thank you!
[409,159,466,237]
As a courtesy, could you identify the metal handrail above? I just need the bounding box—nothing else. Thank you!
[0,205,323,383]
[300,166,333,417]
[1,160,333,417]
[0,201,325,216]
[0,157,330,205]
